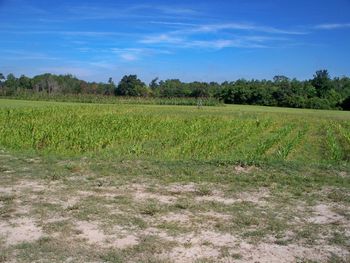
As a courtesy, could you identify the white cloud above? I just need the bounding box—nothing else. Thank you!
[184,39,267,49]
[0,29,132,38]
[157,6,199,15]
[0,50,59,60]
[139,34,269,50]
[140,34,184,44]
[149,21,197,27]
[314,23,350,30]
[185,23,306,35]
[120,53,138,61]
[89,61,115,69]
[138,21,304,50]
[111,47,171,61]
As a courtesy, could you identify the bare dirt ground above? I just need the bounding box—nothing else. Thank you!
[0,154,349,262]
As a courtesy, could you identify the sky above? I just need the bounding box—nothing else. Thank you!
[0,0,350,83]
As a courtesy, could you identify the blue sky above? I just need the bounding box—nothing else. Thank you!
[1,0,350,83]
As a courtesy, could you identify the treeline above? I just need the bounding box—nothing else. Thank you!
[0,70,350,110]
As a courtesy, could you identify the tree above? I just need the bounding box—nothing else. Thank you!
[149,77,160,96]
[0,73,4,88]
[189,82,210,98]
[105,77,115,95]
[31,74,59,94]
[149,78,159,90]
[4,73,18,95]
[157,79,191,97]
[115,75,148,96]
[18,75,32,90]
[339,96,350,111]
[312,70,332,97]
[273,75,289,83]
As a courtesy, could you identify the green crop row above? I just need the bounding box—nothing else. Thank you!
[3,93,222,106]
[0,102,349,165]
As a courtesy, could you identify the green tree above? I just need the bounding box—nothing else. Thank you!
[115,75,148,96]
[189,82,210,98]
[340,96,350,110]
[105,77,115,95]
[157,79,190,97]
[18,75,32,90]
[149,78,159,90]
[273,75,289,83]
[0,73,4,88]
[4,73,18,95]
[312,70,332,97]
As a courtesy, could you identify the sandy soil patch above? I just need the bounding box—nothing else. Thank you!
[235,242,349,263]
[199,211,232,220]
[76,221,105,245]
[195,188,269,205]
[25,158,41,164]
[160,212,191,224]
[0,186,14,194]
[167,244,220,263]
[234,165,257,174]
[165,183,197,194]
[13,202,31,215]
[110,235,139,249]
[308,204,346,224]
[1,180,47,193]
[75,220,139,249]
[130,184,177,204]
[160,231,237,262]
[160,231,349,263]
[0,217,43,246]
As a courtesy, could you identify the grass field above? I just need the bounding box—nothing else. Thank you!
[0,99,349,262]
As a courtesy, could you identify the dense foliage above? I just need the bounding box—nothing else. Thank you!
[1,70,350,110]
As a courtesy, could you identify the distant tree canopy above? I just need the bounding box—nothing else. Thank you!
[1,70,350,110]
[115,75,148,96]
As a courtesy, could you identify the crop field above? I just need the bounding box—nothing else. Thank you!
[0,99,350,263]
[0,99,349,163]
[3,94,222,107]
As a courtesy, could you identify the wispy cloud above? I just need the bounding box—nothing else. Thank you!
[127,4,200,16]
[89,61,116,69]
[0,50,59,60]
[0,30,132,37]
[186,39,267,49]
[111,48,171,61]
[139,22,298,50]
[63,4,200,21]
[188,23,306,35]
[120,53,138,61]
[314,23,350,30]
[156,6,199,15]
[112,48,142,61]
[140,34,184,44]
[149,21,198,27]
[140,33,274,50]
